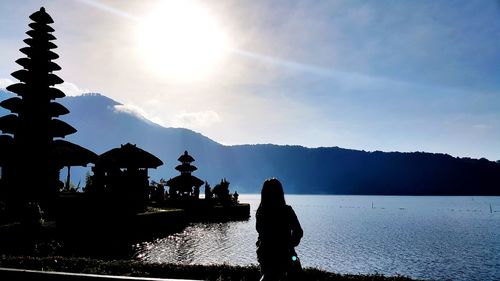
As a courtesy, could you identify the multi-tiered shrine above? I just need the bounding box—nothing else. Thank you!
[166,151,204,199]
[0,8,95,220]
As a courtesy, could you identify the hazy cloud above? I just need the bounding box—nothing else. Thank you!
[1,79,89,97]
[113,103,148,119]
[1,79,91,98]
[473,124,488,130]
[172,110,221,129]
[54,82,90,96]
[112,103,165,127]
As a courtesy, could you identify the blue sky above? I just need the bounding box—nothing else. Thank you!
[1,0,499,160]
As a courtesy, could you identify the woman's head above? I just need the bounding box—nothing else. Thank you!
[260,178,286,208]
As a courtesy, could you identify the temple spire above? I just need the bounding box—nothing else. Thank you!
[167,151,204,198]
[0,7,80,220]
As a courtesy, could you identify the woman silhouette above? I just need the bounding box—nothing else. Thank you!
[256,178,303,281]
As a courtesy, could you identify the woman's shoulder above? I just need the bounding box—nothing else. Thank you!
[285,204,297,214]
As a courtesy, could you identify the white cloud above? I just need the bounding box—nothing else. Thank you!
[0,78,14,89]
[172,110,221,129]
[54,82,91,96]
[1,79,91,98]
[113,103,148,119]
[1,79,91,97]
[1,79,89,96]
[113,103,165,127]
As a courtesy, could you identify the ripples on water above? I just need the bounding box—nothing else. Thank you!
[134,195,500,281]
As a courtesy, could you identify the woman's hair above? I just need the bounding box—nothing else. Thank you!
[259,178,286,209]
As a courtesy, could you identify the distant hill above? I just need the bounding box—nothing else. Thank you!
[1,89,499,195]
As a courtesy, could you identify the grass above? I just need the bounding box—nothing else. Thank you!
[0,256,423,281]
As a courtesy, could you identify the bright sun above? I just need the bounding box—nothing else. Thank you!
[137,0,230,82]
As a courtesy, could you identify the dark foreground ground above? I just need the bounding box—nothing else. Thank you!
[0,256,422,281]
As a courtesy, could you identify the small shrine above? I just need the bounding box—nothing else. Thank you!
[166,151,204,199]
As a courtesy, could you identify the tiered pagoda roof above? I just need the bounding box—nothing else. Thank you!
[167,151,204,193]
[175,151,198,174]
[0,7,76,146]
[0,7,95,209]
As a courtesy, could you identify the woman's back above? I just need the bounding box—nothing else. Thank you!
[255,178,303,281]
[256,204,302,250]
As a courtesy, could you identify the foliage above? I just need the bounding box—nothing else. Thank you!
[83,171,93,193]
[61,180,81,193]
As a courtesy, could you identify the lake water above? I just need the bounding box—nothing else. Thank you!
[134,195,500,281]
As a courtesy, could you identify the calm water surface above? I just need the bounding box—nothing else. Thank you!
[134,195,500,281]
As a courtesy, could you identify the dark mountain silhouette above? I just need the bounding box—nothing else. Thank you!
[1,90,499,195]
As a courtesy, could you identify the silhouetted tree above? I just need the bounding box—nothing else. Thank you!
[0,7,76,220]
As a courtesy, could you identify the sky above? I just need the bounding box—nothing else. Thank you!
[1,0,499,160]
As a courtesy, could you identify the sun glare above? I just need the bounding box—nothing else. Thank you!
[137,0,230,82]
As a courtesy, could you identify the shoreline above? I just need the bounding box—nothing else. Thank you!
[0,256,423,281]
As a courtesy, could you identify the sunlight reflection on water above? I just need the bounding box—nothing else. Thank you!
[134,195,500,281]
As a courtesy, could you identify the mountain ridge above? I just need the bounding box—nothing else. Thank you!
[1,89,499,195]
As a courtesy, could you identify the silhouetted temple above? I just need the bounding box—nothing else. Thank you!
[89,143,163,210]
[0,7,95,220]
[167,151,204,198]
[212,178,231,202]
